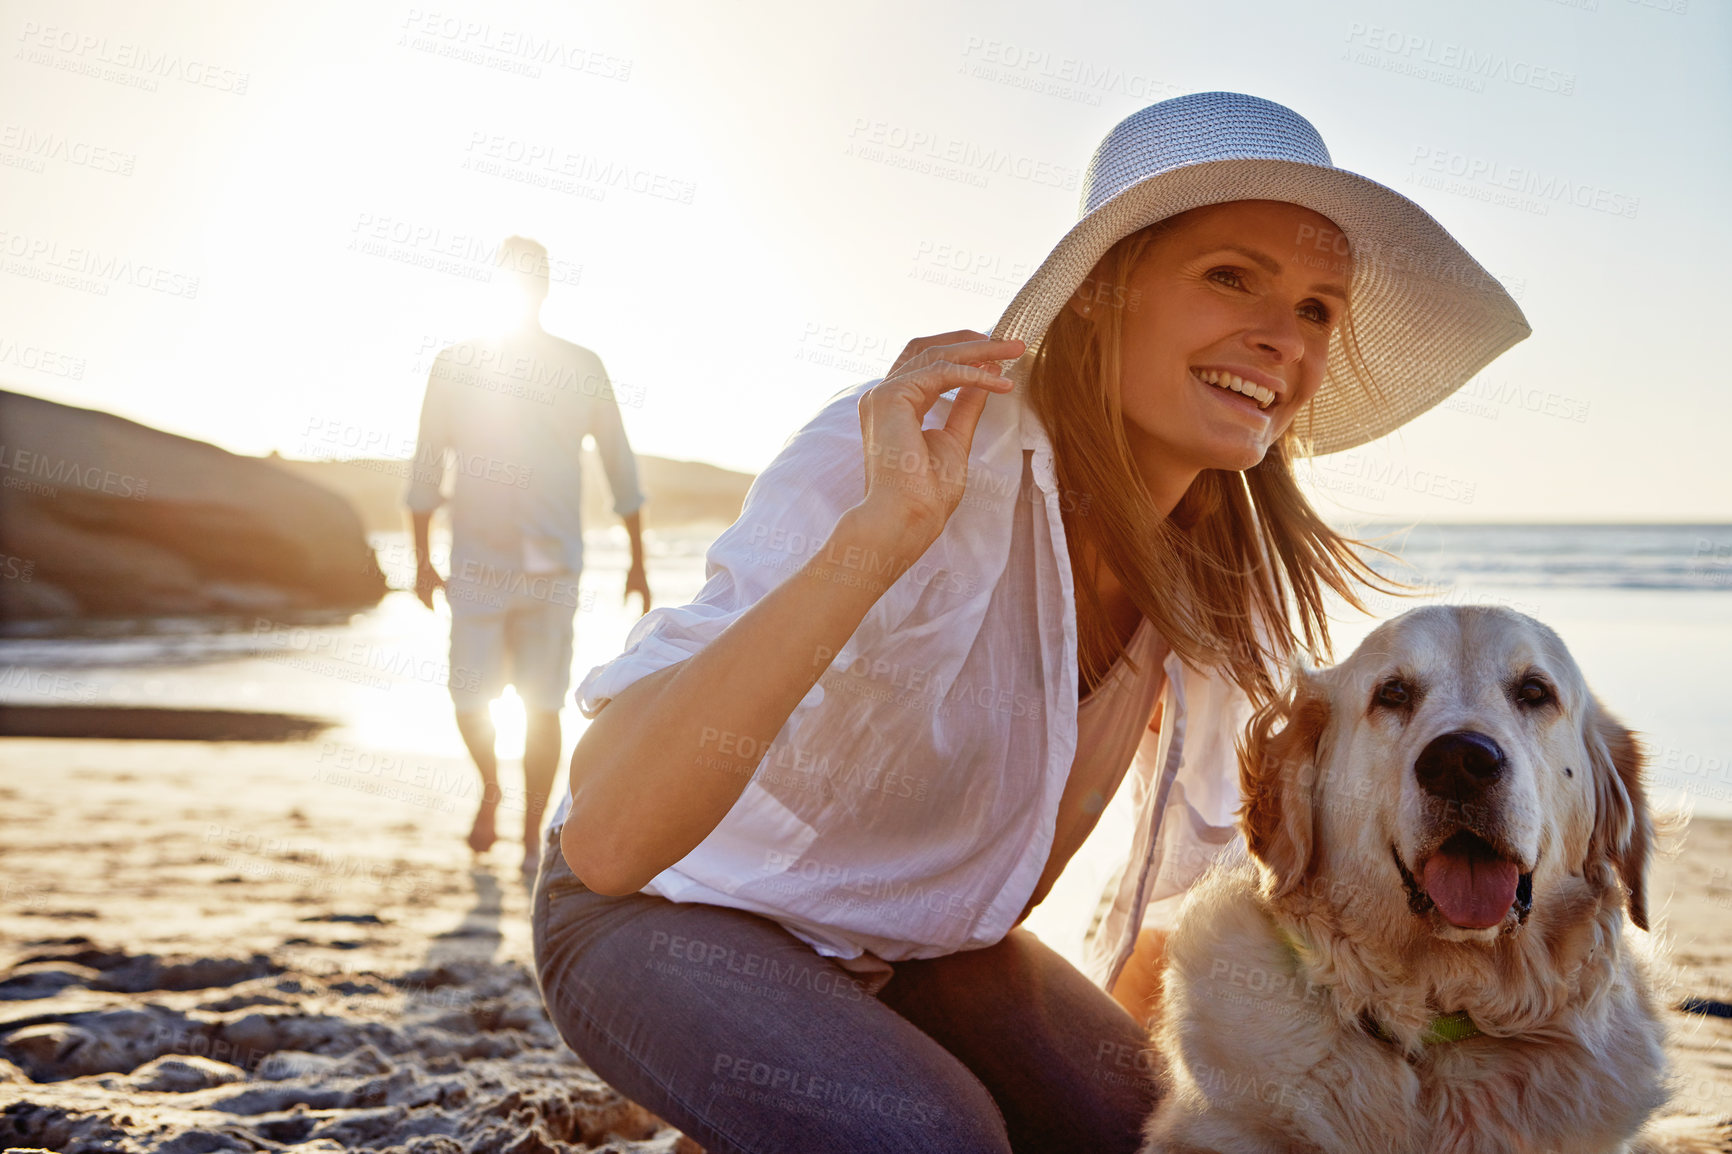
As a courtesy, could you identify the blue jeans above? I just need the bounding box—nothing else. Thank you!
[530,834,1160,1154]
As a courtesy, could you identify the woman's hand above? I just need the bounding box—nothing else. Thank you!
[856,331,1024,546]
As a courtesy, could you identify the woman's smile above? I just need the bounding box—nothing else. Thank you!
[1191,366,1280,410]
[1191,369,1276,432]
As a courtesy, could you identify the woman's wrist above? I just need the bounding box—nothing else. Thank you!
[820,504,939,588]
[841,499,944,556]
[783,507,929,602]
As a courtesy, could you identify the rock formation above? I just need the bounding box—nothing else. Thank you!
[0,390,387,623]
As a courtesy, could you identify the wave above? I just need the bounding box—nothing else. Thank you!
[1353,523,1732,592]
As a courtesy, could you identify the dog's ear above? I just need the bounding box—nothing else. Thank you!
[1583,697,1652,931]
[1239,669,1330,899]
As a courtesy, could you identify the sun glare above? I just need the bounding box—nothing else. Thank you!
[489,686,528,761]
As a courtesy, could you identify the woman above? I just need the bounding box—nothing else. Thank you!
[531,92,1529,1153]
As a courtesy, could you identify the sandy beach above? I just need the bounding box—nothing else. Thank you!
[0,719,1729,1153]
[0,727,698,1153]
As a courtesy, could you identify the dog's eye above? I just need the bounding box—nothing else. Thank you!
[1373,678,1411,708]
[1515,677,1554,708]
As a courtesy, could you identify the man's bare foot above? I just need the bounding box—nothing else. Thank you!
[467,800,499,855]
[520,825,540,877]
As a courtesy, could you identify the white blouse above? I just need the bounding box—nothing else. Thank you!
[548,379,1257,993]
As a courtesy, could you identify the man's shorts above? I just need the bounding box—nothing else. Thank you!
[446,571,582,714]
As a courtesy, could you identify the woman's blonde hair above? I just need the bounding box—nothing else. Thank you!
[1026,212,1401,706]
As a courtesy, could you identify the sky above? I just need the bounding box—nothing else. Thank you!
[1,0,1728,522]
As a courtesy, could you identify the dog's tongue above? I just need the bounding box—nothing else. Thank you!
[1422,846,1519,929]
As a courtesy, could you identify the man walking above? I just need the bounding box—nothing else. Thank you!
[406,235,649,879]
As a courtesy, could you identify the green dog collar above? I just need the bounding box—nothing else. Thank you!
[1360,1008,1483,1046]
[1276,924,1482,1047]
[1418,1011,1482,1044]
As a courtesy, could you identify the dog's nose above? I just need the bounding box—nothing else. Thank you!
[1414,731,1505,800]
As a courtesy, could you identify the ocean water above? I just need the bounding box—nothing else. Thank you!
[2,523,1729,822]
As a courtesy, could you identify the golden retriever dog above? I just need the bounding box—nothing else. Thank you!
[1139,605,1728,1154]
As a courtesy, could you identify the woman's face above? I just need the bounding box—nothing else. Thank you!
[1094,199,1351,488]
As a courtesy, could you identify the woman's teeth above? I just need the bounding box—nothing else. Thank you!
[1196,369,1275,410]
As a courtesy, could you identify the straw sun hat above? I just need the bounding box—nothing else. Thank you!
[991,90,1531,457]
